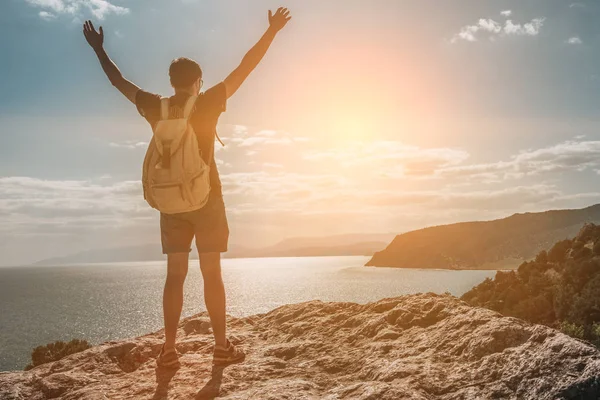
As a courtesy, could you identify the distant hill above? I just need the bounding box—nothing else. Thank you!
[33,233,393,266]
[366,204,600,270]
[228,233,392,259]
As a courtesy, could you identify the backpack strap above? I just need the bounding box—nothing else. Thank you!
[183,96,198,119]
[160,98,170,120]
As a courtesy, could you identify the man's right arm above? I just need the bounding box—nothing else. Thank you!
[83,20,140,104]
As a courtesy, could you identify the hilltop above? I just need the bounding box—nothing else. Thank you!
[367,204,600,270]
[1,293,599,399]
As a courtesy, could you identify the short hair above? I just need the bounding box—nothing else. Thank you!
[169,57,203,89]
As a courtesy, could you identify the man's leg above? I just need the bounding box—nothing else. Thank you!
[163,252,189,352]
[199,252,227,347]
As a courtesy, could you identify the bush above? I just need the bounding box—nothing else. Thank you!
[548,239,572,263]
[25,339,91,370]
[535,250,548,264]
[560,321,585,340]
[462,224,600,347]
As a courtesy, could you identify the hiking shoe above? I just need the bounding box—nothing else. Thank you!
[156,344,181,369]
[213,339,245,366]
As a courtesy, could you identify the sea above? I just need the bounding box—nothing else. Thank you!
[0,256,496,371]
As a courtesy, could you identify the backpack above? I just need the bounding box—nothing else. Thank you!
[142,96,211,215]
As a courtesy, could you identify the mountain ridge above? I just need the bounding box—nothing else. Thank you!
[33,233,393,266]
[367,204,600,270]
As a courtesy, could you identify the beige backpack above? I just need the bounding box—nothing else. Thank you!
[142,96,211,214]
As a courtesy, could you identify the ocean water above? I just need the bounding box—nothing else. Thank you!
[0,256,495,371]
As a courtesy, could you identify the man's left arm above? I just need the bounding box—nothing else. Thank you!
[223,7,291,99]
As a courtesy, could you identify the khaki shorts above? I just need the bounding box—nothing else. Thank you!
[160,190,229,254]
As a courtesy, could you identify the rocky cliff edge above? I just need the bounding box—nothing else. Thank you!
[1,293,599,399]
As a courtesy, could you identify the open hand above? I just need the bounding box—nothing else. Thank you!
[268,7,291,32]
[83,20,104,51]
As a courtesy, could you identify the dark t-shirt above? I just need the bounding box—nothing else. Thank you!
[136,83,226,193]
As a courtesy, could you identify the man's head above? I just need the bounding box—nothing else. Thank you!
[169,57,203,94]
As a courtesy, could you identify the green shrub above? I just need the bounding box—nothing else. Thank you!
[560,321,585,339]
[25,339,91,370]
[462,224,600,347]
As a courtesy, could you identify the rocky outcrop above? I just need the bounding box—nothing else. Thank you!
[1,294,599,399]
[367,204,600,270]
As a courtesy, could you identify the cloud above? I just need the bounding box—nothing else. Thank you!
[233,136,294,147]
[304,141,469,177]
[0,177,150,238]
[452,16,545,43]
[24,0,129,21]
[501,10,512,17]
[39,11,57,20]
[4,134,600,265]
[504,18,544,36]
[109,140,148,149]
[438,140,600,181]
[226,127,308,148]
[263,163,284,169]
[567,37,583,45]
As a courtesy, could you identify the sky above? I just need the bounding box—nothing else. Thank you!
[1,0,600,266]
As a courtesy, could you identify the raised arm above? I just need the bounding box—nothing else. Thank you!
[83,20,140,104]
[224,7,291,98]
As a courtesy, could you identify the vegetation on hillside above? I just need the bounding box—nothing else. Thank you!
[25,339,91,370]
[462,223,600,345]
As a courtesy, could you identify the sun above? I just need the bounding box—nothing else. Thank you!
[332,115,373,141]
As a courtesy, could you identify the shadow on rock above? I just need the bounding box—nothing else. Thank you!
[152,365,179,400]
[195,365,225,400]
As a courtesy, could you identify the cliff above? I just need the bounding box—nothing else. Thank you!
[1,294,599,399]
[367,204,600,270]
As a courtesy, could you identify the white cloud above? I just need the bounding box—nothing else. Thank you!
[504,18,544,36]
[501,10,512,17]
[480,19,502,33]
[24,0,129,21]
[109,140,148,149]
[439,140,600,181]
[304,141,469,177]
[452,16,545,43]
[263,163,284,169]
[227,128,308,148]
[4,133,600,265]
[567,37,583,45]
[38,11,57,20]
[0,177,148,231]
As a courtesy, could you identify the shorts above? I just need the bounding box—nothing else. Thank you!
[160,190,229,255]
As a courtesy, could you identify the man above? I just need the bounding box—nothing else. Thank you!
[83,7,291,368]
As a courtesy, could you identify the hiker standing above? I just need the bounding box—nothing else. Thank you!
[83,7,292,368]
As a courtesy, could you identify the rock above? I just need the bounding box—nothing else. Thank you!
[1,294,599,399]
